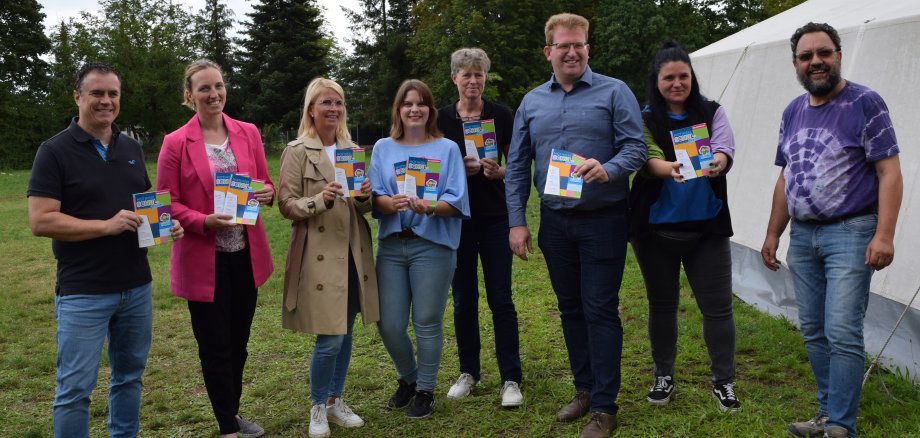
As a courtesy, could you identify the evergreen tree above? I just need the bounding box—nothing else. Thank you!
[197,0,241,116]
[338,0,417,137]
[237,0,332,134]
[409,0,565,111]
[48,21,80,130]
[0,0,52,168]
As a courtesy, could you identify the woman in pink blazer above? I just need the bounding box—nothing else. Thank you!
[157,59,274,438]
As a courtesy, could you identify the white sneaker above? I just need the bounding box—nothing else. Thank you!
[326,398,365,428]
[500,381,524,407]
[446,373,478,399]
[308,404,330,438]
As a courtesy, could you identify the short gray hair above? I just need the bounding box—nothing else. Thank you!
[450,48,491,75]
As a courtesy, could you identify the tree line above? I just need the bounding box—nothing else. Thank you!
[0,0,803,169]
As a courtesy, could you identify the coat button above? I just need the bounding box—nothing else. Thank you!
[316,284,323,291]
[363,274,368,281]
[317,254,324,261]
[318,226,325,232]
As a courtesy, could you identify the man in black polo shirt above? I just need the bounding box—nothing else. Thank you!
[27,62,183,438]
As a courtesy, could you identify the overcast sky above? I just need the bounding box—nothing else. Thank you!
[37,0,360,51]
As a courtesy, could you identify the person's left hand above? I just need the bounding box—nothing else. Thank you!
[355,178,372,201]
[170,219,185,241]
[464,156,482,177]
[408,197,432,215]
[708,152,729,178]
[574,158,609,183]
[481,158,503,180]
[254,186,274,205]
[865,235,895,270]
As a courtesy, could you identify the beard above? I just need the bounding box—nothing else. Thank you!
[798,63,842,97]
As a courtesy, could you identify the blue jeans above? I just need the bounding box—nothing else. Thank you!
[788,215,877,438]
[53,283,153,438]
[538,205,628,415]
[451,215,521,383]
[376,236,457,392]
[310,253,361,405]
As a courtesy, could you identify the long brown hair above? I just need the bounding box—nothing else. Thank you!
[389,79,441,140]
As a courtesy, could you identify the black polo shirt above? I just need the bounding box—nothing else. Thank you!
[437,100,513,219]
[27,118,153,295]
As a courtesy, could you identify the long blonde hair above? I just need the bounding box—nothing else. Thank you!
[297,77,351,141]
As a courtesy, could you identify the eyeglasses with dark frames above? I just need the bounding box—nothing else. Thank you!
[795,48,839,62]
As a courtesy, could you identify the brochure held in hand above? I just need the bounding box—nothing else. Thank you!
[133,190,172,248]
[543,148,584,199]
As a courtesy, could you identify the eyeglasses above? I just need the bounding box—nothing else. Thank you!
[795,48,839,62]
[317,99,345,108]
[550,42,589,51]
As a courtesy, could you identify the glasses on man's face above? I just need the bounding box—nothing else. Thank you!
[795,48,838,63]
[317,99,345,108]
[550,42,589,52]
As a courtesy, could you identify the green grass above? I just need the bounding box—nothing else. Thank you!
[1,158,918,437]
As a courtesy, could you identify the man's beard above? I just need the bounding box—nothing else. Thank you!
[798,63,841,97]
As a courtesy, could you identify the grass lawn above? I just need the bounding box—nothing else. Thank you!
[1,156,917,437]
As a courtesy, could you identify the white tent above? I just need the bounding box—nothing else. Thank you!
[691,0,920,381]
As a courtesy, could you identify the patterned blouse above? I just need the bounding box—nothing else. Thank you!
[206,138,247,252]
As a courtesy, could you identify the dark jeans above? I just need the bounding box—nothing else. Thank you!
[188,248,258,434]
[451,215,522,384]
[631,234,736,384]
[538,205,628,415]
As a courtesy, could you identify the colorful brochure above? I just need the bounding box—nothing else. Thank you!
[133,190,172,248]
[238,178,264,225]
[394,160,408,195]
[214,172,232,214]
[670,123,713,180]
[462,119,499,161]
[225,173,251,223]
[404,157,440,207]
[543,149,585,199]
[333,148,367,197]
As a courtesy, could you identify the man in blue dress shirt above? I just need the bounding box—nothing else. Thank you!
[504,12,647,438]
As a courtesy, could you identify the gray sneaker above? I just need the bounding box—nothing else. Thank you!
[823,426,848,438]
[788,413,828,437]
[236,415,265,438]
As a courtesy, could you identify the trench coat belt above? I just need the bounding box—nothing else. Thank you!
[284,221,307,311]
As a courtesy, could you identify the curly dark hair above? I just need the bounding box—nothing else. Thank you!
[790,22,842,57]
[74,62,121,92]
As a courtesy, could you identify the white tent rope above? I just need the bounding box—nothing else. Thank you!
[716,44,751,102]
[862,281,920,391]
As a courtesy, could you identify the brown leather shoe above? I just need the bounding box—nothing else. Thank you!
[579,412,618,438]
[556,390,591,422]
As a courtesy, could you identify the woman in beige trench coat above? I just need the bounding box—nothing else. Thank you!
[278,77,379,438]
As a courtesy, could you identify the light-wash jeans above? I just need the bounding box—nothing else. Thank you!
[376,236,456,392]
[53,283,153,438]
[310,252,361,405]
[788,215,877,438]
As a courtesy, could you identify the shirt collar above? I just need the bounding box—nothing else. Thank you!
[549,65,593,91]
[68,117,121,145]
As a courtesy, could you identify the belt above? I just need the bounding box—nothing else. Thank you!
[395,228,419,239]
[802,204,877,226]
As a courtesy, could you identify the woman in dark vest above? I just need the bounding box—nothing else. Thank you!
[628,41,740,413]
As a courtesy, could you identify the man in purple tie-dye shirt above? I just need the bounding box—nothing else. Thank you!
[760,22,903,438]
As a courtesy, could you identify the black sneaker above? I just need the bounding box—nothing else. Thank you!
[712,382,741,413]
[406,390,435,419]
[387,379,416,410]
[647,375,675,405]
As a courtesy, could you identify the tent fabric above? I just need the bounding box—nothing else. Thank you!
[691,0,920,381]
